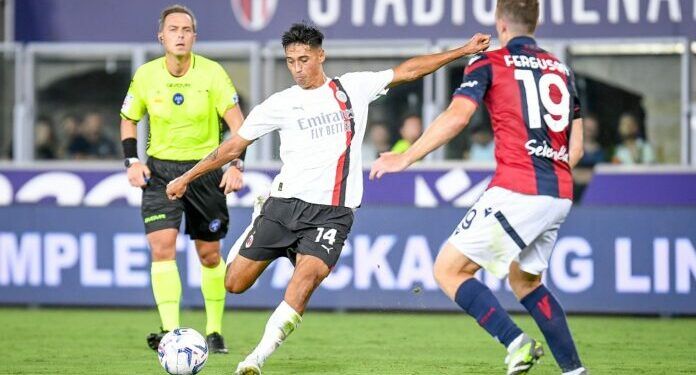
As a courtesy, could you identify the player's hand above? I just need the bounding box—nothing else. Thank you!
[166,176,188,200]
[126,162,151,188]
[463,33,491,55]
[369,152,410,180]
[220,166,244,194]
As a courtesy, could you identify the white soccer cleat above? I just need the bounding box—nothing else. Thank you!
[505,334,544,375]
[235,359,262,375]
[563,367,588,375]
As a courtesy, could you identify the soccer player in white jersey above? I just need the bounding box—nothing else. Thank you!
[166,23,490,374]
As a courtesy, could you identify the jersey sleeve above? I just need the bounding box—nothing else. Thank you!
[237,95,283,141]
[452,54,492,106]
[120,69,147,122]
[339,70,394,103]
[211,63,240,117]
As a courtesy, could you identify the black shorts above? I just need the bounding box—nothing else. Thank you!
[141,157,229,241]
[239,197,353,268]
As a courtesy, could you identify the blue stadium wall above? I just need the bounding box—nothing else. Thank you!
[1,167,695,315]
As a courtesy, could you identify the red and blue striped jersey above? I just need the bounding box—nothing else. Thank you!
[454,36,581,199]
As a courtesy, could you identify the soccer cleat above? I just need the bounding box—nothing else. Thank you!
[505,335,544,375]
[146,329,169,351]
[206,332,229,354]
[563,367,588,375]
[234,359,262,375]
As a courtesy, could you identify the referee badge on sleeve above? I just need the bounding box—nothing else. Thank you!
[121,94,134,112]
[232,93,239,104]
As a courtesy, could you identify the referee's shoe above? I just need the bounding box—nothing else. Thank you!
[206,332,229,354]
[146,329,168,351]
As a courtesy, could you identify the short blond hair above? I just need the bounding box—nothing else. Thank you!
[159,4,197,32]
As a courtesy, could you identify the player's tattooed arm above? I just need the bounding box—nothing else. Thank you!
[389,33,490,88]
[167,136,253,199]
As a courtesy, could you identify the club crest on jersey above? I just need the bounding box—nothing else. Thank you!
[334,90,348,103]
[209,219,222,233]
[230,0,278,31]
[245,233,254,248]
[172,93,184,105]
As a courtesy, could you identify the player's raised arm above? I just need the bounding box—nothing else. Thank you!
[388,33,490,88]
[370,97,477,180]
[166,135,252,199]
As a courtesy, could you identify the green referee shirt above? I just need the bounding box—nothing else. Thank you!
[120,54,239,161]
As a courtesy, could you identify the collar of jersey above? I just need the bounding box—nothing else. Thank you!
[507,36,537,47]
[162,53,196,78]
[299,75,330,91]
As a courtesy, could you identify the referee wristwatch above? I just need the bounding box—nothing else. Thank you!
[124,157,140,168]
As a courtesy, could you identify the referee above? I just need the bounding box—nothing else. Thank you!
[119,4,243,353]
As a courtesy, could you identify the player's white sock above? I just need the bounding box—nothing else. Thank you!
[245,300,302,367]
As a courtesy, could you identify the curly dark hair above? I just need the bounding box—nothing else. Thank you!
[281,22,324,49]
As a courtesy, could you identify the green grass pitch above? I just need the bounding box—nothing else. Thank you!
[2,307,695,374]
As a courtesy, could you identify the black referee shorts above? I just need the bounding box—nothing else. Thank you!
[141,157,229,241]
[239,197,353,268]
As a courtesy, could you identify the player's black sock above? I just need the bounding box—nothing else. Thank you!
[454,278,523,347]
[521,285,582,372]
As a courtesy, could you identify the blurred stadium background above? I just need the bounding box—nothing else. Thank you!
[1,0,695,374]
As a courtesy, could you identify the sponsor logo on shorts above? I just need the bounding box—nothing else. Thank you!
[321,244,333,254]
[209,219,222,233]
[144,213,166,224]
[172,93,184,105]
[245,233,254,248]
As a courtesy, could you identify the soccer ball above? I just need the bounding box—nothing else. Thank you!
[157,328,208,375]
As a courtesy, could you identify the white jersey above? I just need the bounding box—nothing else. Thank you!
[238,69,394,208]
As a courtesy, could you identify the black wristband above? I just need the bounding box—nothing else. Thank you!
[122,138,138,158]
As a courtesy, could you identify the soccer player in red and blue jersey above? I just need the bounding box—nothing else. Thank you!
[371,1,586,374]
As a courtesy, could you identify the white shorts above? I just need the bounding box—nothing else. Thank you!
[447,186,572,279]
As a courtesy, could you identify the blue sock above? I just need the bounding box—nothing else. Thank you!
[520,285,582,372]
[454,278,523,348]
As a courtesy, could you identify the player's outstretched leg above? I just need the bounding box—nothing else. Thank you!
[235,300,302,375]
[197,240,229,354]
[509,262,585,374]
[235,253,328,374]
[434,244,543,374]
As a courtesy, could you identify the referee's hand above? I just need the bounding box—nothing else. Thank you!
[127,162,151,188]
[166,176,188,200]
[220,167,244,194]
